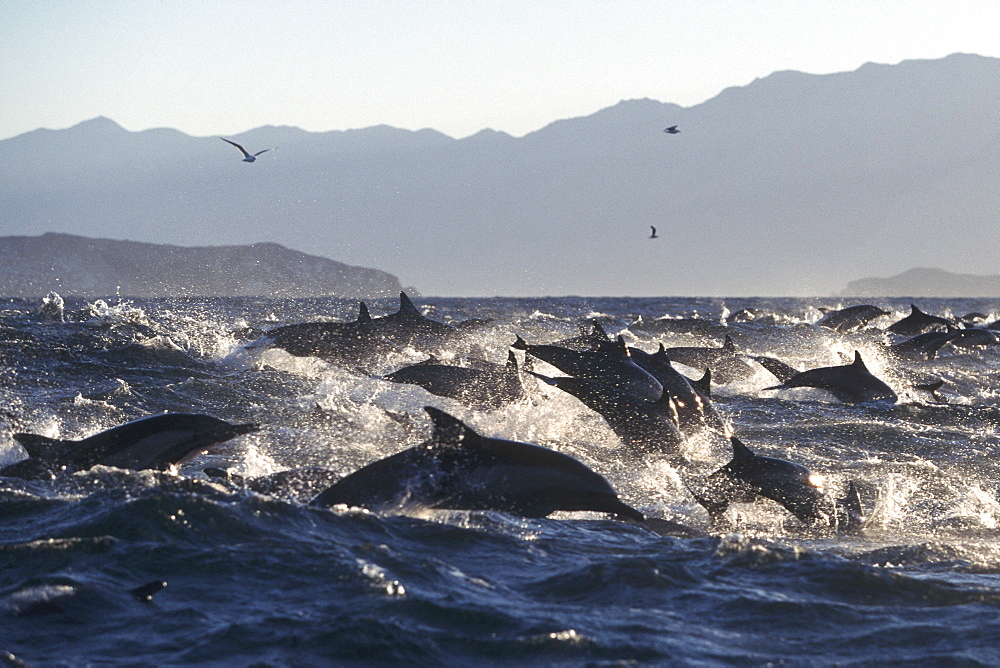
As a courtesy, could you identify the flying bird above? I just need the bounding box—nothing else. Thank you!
[663,125,680,135]
[220,137,275,162]
[649,226,658,239]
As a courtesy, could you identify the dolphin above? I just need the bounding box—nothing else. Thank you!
[220,137,275,162]
[885,331,961,361]
[663,335,755,384]
[383,351,525,411]
[628,344,726,435]
[530,371,685,456]
[552,320,612,352]
[630,315,730,339]
[367,292,464,351]
[816,304,890,332]
[266,302,399,369]
[691,436,863,531]
[512,335,663,401]
[310,406,643,521]
[886,304,954,336]
[0,413,259,479]
[947,327,1000,350]
[762,351,897,404]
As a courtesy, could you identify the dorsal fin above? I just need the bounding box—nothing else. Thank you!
[910,304,922,315]
[356,302,372,323]
[398,292,422,316]
[505,351,518,372]
[851,351,868,370]
[424,406,473,446]
[592,322,609,340]
[722,335,737,352]
[653,343,671,363]
[692,369,712,399]
[840,480,864,520]
[12,433,70,459]
[510,335,528,350]
[595,336,629,357]
[729,436,756,462]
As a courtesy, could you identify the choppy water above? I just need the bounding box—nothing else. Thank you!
[3,294,1000,666]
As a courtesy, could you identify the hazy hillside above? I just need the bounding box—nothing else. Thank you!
[841,268,1000,298]
[0,233,403,299]
[2,53,997,297]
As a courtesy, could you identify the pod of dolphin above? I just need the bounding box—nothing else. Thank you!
[6,295,992,539]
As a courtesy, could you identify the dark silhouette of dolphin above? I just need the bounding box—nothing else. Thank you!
[220,137,275,162]
[649,225,658,238]
[383,351,525,411]
[885,331,961,361]
[552,320,611,352]
[512,335,663,401]
[663,335,755,384]
[0,413,259,478]
[310,407,643,521]
[629,344,727,436]
[367,292,464,351]
[762,351,897,404]
[691,436,863,531]
[663,125,680,134]
[816,304,890,332]
[266,301,399,369]
[886,304,954,336]
[529,371,685,456]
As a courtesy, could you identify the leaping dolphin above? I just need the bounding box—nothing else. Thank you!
[663,335,756,384]
[886,304,954,336]
[512,335,663,401]
[816,304,889,332]
[0,413,259,478]
[691,436,864,532]
[383,351,525,411]
[310,406,643,521]
[762,351,897,404]
[368,292,465,352]
[220,137,276,162]
[529,371,685,456]
[265,301,400,370]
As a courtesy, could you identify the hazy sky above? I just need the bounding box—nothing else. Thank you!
[2,0,997,141]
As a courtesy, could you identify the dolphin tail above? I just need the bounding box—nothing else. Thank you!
[913,379,947,403]
[835,480,866,533]
[12,433,70,459]
[685,482,730,521]
[752,355,800,383]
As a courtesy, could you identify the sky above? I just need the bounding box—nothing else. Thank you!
[2,0,998,142]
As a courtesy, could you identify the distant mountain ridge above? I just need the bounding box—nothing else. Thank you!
[0,233,403,299]
[2,53,997,297]
[840,268,1000,298]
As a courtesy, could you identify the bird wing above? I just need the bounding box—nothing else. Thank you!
[253,148,275,157]
[220,137,251,158]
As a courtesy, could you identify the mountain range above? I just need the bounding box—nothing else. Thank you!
[0,233,403,299]
[1,53,997,297]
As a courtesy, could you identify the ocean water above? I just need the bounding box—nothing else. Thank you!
[3,294,1000,666]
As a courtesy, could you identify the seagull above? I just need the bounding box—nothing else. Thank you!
[663,125,680,135]
[220,137,275,162]
[649,226,658,239]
